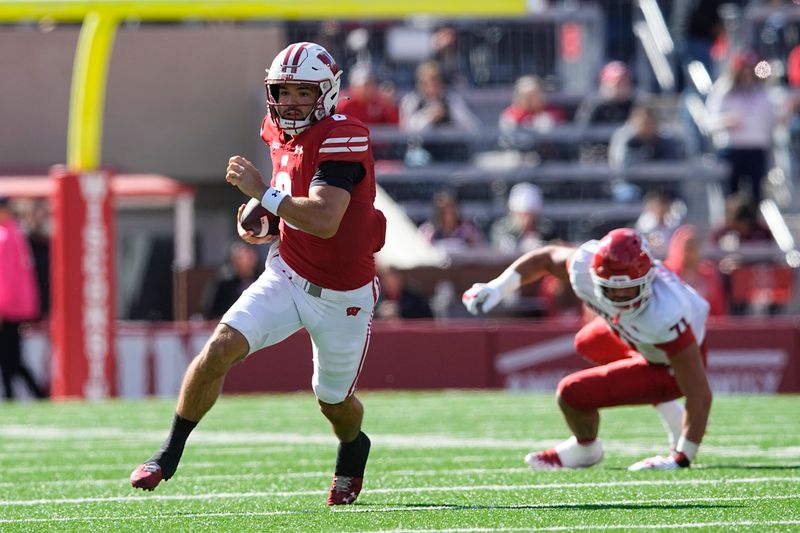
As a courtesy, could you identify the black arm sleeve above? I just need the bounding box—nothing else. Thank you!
[310,160,366,193]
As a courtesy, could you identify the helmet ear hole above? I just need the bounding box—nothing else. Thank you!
[267,83,281,103]
[329,93,339,114]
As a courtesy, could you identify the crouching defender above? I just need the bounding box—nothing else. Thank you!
[130,42,386,505]
[463,228,712,470]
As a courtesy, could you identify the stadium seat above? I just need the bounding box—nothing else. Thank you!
[730,263,795,309]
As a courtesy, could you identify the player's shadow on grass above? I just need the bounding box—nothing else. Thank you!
[701,464,800,470]
[606,464,800,471]
[361,502,738,511]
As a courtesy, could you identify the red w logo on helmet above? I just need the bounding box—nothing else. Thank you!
[316,51,340,75]
[279,42,312,73]
[345,307,361,317]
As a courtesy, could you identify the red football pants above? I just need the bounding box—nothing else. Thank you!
[559,317,684,411]
[573,316,635,365]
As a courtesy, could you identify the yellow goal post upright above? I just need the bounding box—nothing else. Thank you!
[0,0,528,172]
[0,1,527,399]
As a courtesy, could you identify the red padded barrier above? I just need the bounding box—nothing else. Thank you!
[222,317,800,395]
[19,317,800,396]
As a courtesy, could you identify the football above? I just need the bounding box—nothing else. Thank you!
[239,197,280,237]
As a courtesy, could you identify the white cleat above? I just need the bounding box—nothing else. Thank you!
[524,437,604,470]
[628,454,681,471]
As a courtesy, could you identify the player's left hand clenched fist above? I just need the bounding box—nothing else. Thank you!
[226,155,267,200]
[462,270,521,316]
[462,283,503,316]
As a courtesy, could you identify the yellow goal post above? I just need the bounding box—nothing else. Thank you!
[0,0,527,171]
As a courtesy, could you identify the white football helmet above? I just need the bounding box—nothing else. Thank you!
[590,228,656,317]
[265,42,343,135]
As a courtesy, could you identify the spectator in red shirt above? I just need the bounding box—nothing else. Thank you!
[499,75,566,134]
[338,64,399,125]
[575,61,636,127]
[663,225,727,316]
[785,45,800,183]
[787,44,800,88]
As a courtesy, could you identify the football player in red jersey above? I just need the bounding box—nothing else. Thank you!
[131,42,386,505]
[463,228,713,470]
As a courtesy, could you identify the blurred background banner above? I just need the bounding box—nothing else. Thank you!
[17,317,800,399]
[50,167,116,400]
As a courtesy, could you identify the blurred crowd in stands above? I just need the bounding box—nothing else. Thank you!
[307,0,800,320]
[4,0,800,328]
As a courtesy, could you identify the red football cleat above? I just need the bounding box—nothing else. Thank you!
[327,475,363,506]
[524,448,564,470]
[130,462,164,491]
[524,437,604,469]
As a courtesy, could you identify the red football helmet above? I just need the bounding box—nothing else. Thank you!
[590,228,655,315]
[265,42,343,135]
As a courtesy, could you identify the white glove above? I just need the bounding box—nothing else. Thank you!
[627,451,690,471]
[462,283,503,315]
[462,269,521,316]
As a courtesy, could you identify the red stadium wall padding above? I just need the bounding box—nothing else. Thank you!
[222,322,496,394]
[487,320,590,390]
[50,167,116,400]
[221,318,800,395]
[18,318,800,397]
[485,318,800,394]
[224,332,314,394]
[347,323,495,389]
[703,318,800,393]
[217,318,800,393]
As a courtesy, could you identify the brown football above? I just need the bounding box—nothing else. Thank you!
[240,197,280,237]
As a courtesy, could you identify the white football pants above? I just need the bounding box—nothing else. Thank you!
[221,254,378,404]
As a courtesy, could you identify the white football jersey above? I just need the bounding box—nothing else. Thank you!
[568,240,710,365]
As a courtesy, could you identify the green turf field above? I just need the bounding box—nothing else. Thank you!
[1,391,798,532]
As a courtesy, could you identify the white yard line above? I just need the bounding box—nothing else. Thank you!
[1,426,798,458]
[0,467,536,489]
[0,426,558,449]
[1,454,493,475]
[0,462,795,489]
[1,476,797,507]
[332,494,800,513]
[365,520,800,533]
[0,495,798,525]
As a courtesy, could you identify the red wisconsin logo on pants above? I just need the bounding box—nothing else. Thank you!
[346,307,361,317]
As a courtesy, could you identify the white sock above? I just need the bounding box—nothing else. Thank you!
[555,436,604,468]
[654,400,684,450]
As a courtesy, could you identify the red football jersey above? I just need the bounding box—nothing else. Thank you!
[260,113,386,290]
